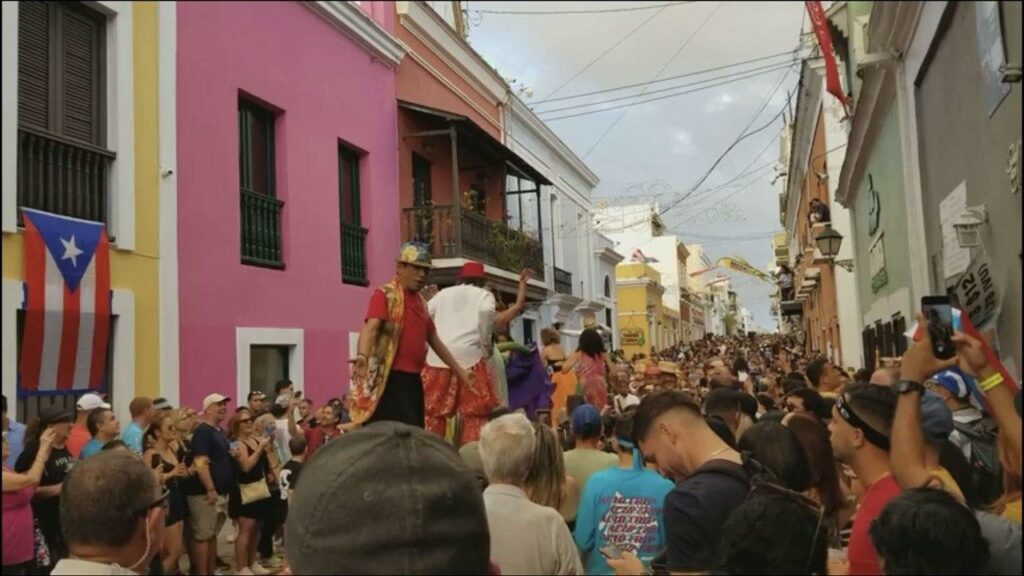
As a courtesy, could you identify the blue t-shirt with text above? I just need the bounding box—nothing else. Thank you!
[573,465,674,575]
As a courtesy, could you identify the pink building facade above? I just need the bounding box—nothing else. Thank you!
[176,2,404,409]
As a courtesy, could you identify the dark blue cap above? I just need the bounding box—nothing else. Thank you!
[571,404,602,439]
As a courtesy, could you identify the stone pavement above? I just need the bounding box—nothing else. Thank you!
[179,520,285,575]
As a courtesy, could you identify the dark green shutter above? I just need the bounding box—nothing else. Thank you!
[339,144,367,285]
[18,2,51,131]
[239,98,283,268]
[60,5,103,145]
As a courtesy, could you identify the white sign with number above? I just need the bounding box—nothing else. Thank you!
[951,253,999,330]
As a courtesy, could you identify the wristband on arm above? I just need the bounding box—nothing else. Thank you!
[979,372,1004,392]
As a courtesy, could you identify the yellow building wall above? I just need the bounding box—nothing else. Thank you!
[616,284,650,359]
[1,3,162,399]
[616,263,665,358]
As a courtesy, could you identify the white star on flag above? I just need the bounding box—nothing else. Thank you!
[60,235,83,267]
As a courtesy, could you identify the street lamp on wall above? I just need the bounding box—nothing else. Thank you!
[953,206,988,249]
[815,225,843,257]
[814,224,854,272]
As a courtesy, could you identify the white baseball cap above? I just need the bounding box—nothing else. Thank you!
[202,393,231,411]
[77,393,110,411]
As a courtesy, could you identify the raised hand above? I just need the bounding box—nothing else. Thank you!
[40,427,58,449]
[950,331,991,378]
[900,312,958,383]
[518,268,533,286]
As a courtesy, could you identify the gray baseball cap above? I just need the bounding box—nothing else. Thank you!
[286,422,490,575]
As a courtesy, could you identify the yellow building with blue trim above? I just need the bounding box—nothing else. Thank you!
[2,2,177,422]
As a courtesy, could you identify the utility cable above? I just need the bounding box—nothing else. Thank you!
[537,49,798,104]
[473,2,695,16]
[582,1,724,159]
[536,59,796,116]
[542,62,792,122]
[658,66,795,218]
[537,5,672,102]
[668,133,780,219]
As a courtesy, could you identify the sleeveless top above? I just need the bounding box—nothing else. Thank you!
[577,353,606,384]
[236,440,270,484]
[150,445,188,490]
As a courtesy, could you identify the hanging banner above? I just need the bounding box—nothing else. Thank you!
[716,256,772,283]
[19,209,111,396]
[805,0,848,107]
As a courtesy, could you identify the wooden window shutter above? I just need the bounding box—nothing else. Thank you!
[60,4,104,145]
[18,1,51,131]
[338,146,361,226]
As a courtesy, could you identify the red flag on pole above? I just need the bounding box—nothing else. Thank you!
[805,0,847,106]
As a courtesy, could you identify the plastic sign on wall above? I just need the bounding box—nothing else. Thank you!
[620,329,645,346]
[951,253,999,330]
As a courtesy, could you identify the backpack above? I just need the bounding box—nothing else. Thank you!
[650,453,782,576]
[953,417,1003,506]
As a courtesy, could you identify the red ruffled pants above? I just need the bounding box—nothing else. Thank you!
[422,359,497,446]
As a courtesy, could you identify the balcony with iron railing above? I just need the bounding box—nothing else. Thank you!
[401,204,545,281]
[17,127,115,224]
[341,222,369,285]
[241,188,284,268]
[553,267,573,295]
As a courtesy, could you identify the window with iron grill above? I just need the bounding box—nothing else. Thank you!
[339,143,368,285]
[17,1,113,224]
[239,97,283,268]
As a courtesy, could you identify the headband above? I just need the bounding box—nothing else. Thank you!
[835,393,890,451]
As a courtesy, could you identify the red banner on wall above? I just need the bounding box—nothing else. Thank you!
[805,0,847,107]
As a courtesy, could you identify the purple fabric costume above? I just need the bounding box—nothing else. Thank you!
[505,344,553,419]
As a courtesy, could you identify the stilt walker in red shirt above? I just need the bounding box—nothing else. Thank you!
[350,243,473,427]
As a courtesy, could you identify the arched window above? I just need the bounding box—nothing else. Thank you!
[603,275,611,298]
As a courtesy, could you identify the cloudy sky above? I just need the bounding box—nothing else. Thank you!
[444,1,807,330]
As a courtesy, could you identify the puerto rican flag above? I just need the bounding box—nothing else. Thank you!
[19,209,110,394]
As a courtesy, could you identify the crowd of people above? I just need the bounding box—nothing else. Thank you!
[0,382,359,576]
[1,244,1021,575]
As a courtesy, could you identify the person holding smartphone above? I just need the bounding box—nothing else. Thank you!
[575,411,673,575]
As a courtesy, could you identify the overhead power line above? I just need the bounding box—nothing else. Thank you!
[661,99,789,215]
[537,4,671,102]
[473,2,695,16]
[669,133,780,218]
[537,59,795,116]
[658,65,795,217]
[582,1,724,159]
[542,62,793,122]
[536,49,799,104]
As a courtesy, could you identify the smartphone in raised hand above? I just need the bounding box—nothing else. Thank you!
[921,296,956,360]
[599,545,624,560]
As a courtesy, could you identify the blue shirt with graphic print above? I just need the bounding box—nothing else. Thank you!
[573,465,674,575]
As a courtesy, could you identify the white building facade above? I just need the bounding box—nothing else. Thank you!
[595,202,699,347]
[504,96,618,349]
